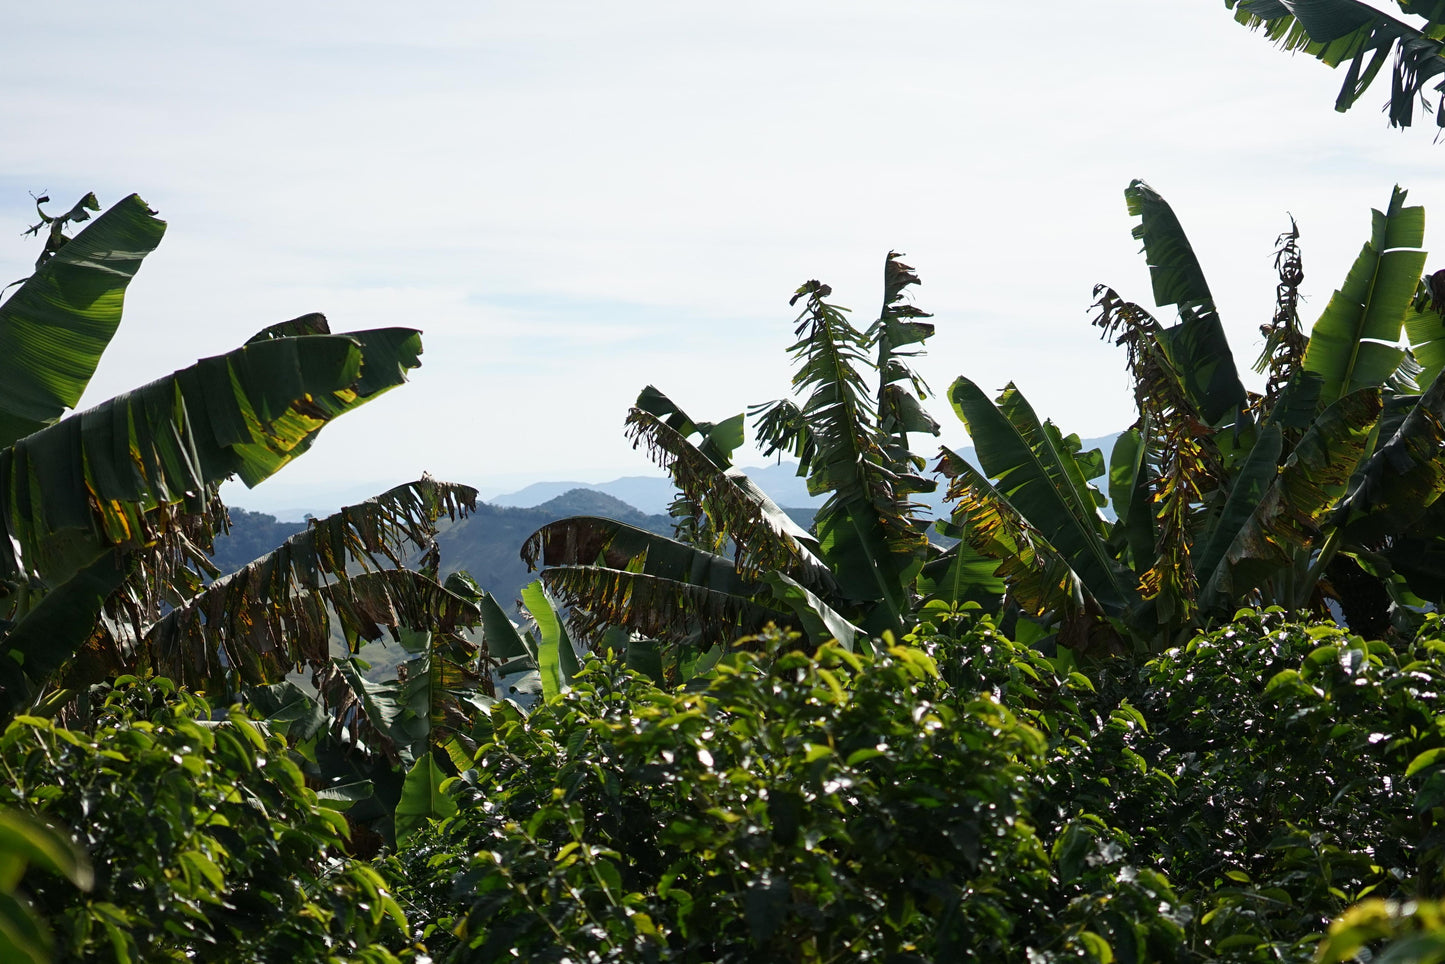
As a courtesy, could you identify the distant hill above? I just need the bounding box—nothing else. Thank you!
[488,437,1120,519]
[212,489,678,616]
[214,431,1121,603]
[433,490,676,609]
[492,462,824,516]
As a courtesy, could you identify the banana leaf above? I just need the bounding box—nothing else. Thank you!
[625,402,833,589]
[315,656,429,766]
[140,568,481,696]
[1125,180,1247,425]
[538,564,786,647]
[395,754,459,845]
[1107,426,1156,571]
[755,276,931,630]
[1192,424,1285,614]
[634,384,744,469]
[914,536,1006,611]
[759,571,866,652]
[1203,388,1383,603]
[0,326,422,599]
[1334,367,1445,542]
[948,377,1138,618]
[935,448,1102,638]
[1405,296,1445,391]
[6,478,474,713]
[869,252,940,453]
[1303,186,1426,404]
[474,589,533,662]
[521,580,580,700]
[1225,0,1443,129]
[0,195,167,448]
[522,516,786,644]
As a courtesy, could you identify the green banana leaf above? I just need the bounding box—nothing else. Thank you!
[753,277,930,629]
[1303,186,1426,404]
[521,580,580,700]
[1203,388,1383,604]
[1107,426,1156,572]
[1225,0,1443,129]
[474,590,534,661]
[0,552,129,713]
[314,656,417,765]
[0,327,422,602]
[0,195,167,448]
[937,450,1091,620]
[914,535,1006,611]
[634,384,744,469]
[395,754,459,845]
[243,679,330,744]
[1192,424,1285,614]
[1334,367,1445,542]
[870,252,940,452]
[948,377,1138,617]
[1405,295,1445,391]
[1125,180,1247,425]
[3,478,473,715]
[759,571,866,652]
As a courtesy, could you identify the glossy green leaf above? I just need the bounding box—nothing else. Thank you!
[0,327,422,599]
[395,754,458,845]
[1126,179,1247,424]
[0,195,166,448]
[949,376,1137,617]
[1303,186,1425,404]
[522,580,575,701]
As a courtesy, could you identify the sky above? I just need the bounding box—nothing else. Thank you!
[5,2,1445,518]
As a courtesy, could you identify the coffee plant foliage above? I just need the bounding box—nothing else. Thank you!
[0,677,412,963]
[383,607,1445,963]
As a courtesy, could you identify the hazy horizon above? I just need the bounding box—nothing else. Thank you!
[8,2,1444,507]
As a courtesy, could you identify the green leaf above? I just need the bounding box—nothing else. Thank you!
[760,571,866,653]
[522,580,573,701]
[626,399,832,588]
[1406,746,1445,778]
[1126,179,1247,424]
[1335,366,1445,542]
[0,195,167,448]
[1303,186,1425,405]
[131,478,479,695]
[949,377,1137,617]
[395,754,459,845]
[476,590,532,660]
[1194,424,1284,614]
[1107,426,1155,570]
[1224,0,1443,131]
[1204,388,1381,603]
[1,326,423,598]
[0,810,91,891]
[634,384,744,468]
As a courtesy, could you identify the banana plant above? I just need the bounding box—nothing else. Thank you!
[522,254,1001,675]
[945,181,1444,652]
[1225,0,1445,133]
[0,194,435,717]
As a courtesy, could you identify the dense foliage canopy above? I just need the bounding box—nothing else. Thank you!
[9,72,1445,957]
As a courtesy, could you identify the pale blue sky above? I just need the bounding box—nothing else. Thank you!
[5,2,1445,516]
